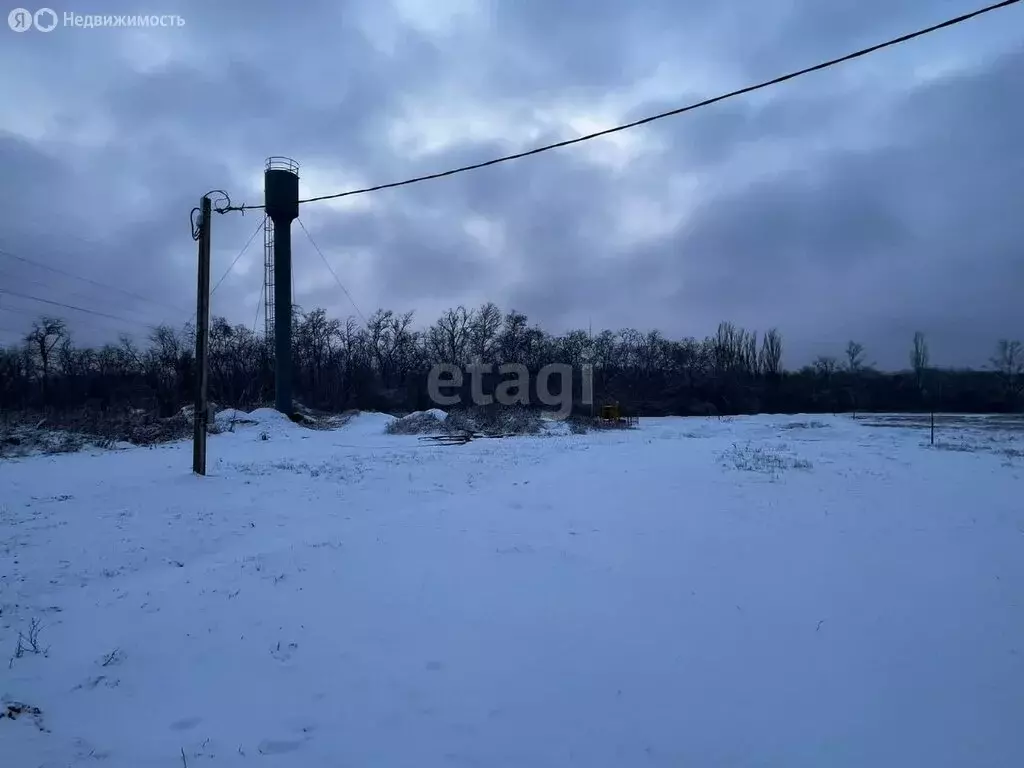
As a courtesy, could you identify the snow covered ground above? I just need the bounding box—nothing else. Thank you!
[2,411,1022,767]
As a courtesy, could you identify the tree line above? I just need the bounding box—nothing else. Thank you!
[1,303,1021,417]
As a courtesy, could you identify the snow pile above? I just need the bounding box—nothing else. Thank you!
[539,418,574,436]
[213,408,260,428]
[213,407,316,434]
[2,413,1023,766]
[244,407,297,426]
[343,410,397,435]
[384,406,545,437]
[385,409,448,435]
[230,408,307,441]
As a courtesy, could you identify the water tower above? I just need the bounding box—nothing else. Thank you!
[263,157,299,415]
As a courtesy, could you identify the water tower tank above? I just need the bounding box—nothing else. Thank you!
[264,156,299,222]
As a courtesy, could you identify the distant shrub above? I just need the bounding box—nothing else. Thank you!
[567,416,591,434]
[718,442,813,477]
[0,405,220,459]
[444,405,542,436]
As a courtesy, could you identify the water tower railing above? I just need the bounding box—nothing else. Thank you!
[265,156,299,173]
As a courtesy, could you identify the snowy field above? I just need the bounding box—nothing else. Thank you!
[2,411,1023,767]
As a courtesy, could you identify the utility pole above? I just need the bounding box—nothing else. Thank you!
[192,195,212,475]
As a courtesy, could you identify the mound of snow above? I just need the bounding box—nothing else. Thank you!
[398,408,449,423]
[207,407,308,441]
[344,411,398,435]
[386,409,447,435]
[540,419,573,436]
[214,408,260,427]
[246,408,296,425]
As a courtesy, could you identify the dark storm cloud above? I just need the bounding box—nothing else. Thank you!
[484,0,726,91]
[651,44,1024,366]
[302,203,496,306]
[0,0,1021,366]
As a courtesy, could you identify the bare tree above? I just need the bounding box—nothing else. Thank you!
[845,341,865,372]
[910,331,929,392]
[759,328,783,376]
[743,330,759,377]
[24,316,68,404]
[497,310,530,365]
[427,306,472,364]
[842,341,868,416]
[469,302,502,363]
[812,356,839,378]
[712,322,738,375]
[4,301,1021,426]
[990,339,1024,408]
[558,329,592,371]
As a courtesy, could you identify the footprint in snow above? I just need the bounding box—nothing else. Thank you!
[258,738,304,755]
[271,641,299,662]
[170,716,202,731]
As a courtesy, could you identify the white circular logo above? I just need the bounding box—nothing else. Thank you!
[34,7,57,31]
[8,7,33,31]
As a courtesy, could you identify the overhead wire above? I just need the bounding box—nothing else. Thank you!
[0,267,182,330]
[0,300,159,335]
[208,1,1018,339]
[0,288,164,331]
[0,210,269,343]
[219,0,1019,212]
[181,214,268,327]
[253,279,264,335]
[297,218,367,324]
[0,312,160,343]
[210,214,268,298]
[0,246,191,316]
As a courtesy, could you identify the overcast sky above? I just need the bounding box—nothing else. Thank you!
[0,0,1021,369]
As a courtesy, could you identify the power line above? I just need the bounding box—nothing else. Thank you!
[0,296,150,329]
[0,247,190,316]
[0,288,165,329]
[210,215,268,297]
[0,310,160,344]
[253,279,264,335]
[180,214,267,330]
[297,218,367,323]
[221,0,1018,212]
[0,267,181,327]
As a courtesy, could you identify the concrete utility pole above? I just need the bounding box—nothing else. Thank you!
[192,195,212,475]
[263,157,300,416]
